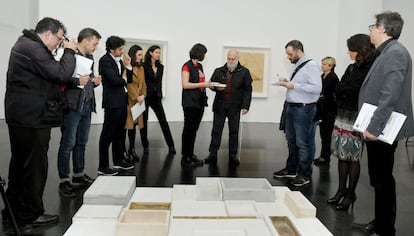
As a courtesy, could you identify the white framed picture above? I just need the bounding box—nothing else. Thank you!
[124,38,168,96]
[223,46,271,98]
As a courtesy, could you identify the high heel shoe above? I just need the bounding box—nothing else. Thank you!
[335,194,357,211]
[127,148,140,162]
[327,191,346,205]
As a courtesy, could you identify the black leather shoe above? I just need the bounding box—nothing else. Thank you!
[327,191,346,205]
[72,174,94,187]
[181,155,204,167]
[168,146,176,154]
[204,154,217,165]
[229,156,240,166]
[352,219,375,234]
[59,181,77,197]
[25,214,59,227]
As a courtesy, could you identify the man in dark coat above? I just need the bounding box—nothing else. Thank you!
[204,49,252,166]
[4,17,86,227]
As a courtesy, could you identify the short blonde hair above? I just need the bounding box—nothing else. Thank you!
[321,56,336,67]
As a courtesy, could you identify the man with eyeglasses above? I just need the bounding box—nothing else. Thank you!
[354,11,414,236]
[3,17,87,229]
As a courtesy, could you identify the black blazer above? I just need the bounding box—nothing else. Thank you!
[336,62,373,112]
[143,62,164,99]
[211,62,253,112]
[320,71,339,112]
[98,52,127,109]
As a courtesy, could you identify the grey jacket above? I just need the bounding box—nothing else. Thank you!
[358,39,414,141]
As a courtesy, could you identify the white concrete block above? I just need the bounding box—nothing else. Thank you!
[63,220,116,236]
[72,204,123,222]
[284,191,316,218]
[273,186,291,201]
[116,209,169,236]
[225,200,258,217]
[196,177,222,201]
[128,187,172,204]
[255,201,295,218]
[84,176,136,206]
[221,178,275,202]
[193,229,247,236]
[172,184,197,201]
[293,218,333,236]
[168,218,273,236]
[171,201,227,217]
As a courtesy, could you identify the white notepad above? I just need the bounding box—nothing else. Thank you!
[131,102,146,121]
[353,103,406,144]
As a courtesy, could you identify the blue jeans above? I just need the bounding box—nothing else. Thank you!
[57,102,92,181]
[285,104,317,177]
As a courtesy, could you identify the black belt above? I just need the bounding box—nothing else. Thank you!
[286,102,316,107]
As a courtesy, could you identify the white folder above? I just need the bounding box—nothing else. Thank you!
[353,103,406,144]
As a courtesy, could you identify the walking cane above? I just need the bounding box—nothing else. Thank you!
[0,176,21,236]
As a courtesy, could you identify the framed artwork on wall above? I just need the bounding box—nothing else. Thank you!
[124,38,168,96]
[223,46,271,98]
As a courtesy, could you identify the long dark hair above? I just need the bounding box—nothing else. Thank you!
[347,34,376,65]
[144,45,161,67]
[128,45,143,67]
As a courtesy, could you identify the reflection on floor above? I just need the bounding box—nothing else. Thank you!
[1,121,414,235]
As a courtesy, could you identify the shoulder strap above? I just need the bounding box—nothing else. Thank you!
[290,59,312,80]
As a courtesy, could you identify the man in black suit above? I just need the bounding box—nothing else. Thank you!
[97,36,134,175]
[204,49,253,166]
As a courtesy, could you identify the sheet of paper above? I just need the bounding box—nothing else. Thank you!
[271,81,287,86]
[74,55,93,89]
[131,102,146,121]
[353,103,407,144]
[210,82,226,88]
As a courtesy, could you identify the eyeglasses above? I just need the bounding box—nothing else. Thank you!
[368,24,377,31]
[53,33,64,41]
[53,33,69,42]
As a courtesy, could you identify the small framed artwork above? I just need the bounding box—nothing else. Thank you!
[223,46,271,97]
[124,38,168,96]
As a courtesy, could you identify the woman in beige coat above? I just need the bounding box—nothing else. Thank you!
[124,45,146,161]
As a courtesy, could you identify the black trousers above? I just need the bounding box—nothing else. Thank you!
[181,107,204,156]
[366,140,398,236]
[99,106,127,168]
[319,111,336,161]
[209,101,241,158]
[140,97,174,148]
[6,125,51,223]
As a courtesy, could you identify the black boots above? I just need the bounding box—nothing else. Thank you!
[204,154,217,165]
[352,219,375,234]
[181,155,203,167]
[127,148,140,162]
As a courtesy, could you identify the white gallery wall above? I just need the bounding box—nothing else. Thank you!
[2,0,412,124]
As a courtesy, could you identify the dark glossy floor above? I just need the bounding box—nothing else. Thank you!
[1,120,414,236]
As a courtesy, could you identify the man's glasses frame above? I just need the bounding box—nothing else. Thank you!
[368,24,377,31]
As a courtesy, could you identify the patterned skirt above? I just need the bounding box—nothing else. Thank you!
[331,109,363,162]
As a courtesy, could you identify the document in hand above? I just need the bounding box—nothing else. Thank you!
[74,55,93,77]
[210,82,226,88]
[74,55,94,89]
[353,103,407,144]
[131,102,146,121]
